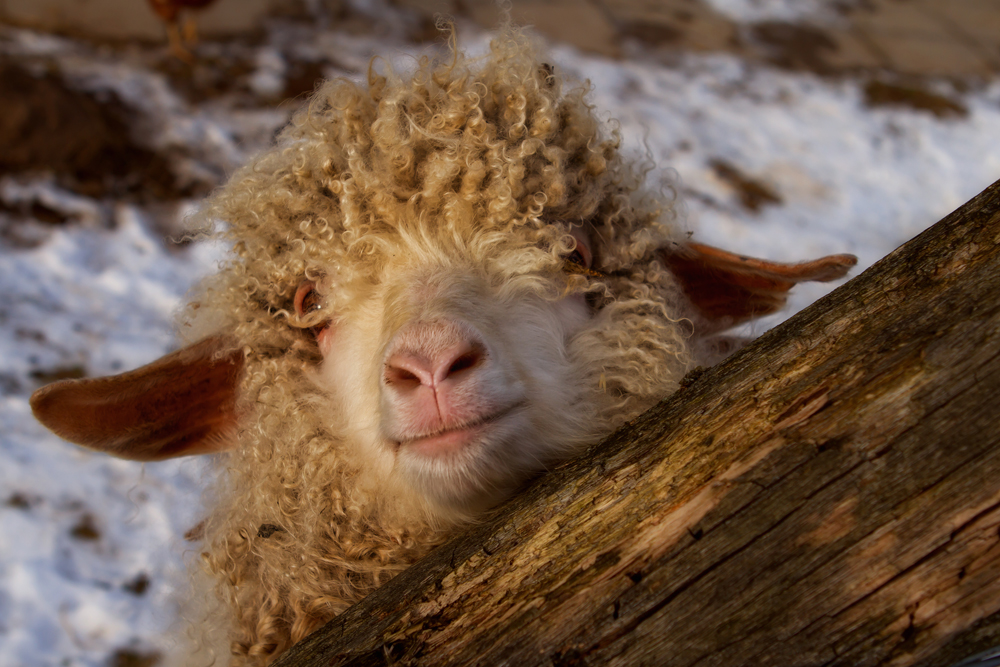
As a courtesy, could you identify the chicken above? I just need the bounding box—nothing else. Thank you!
[147,0,217,62]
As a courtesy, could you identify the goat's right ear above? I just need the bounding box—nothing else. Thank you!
[30,335,243,462]
[661,241,857,333]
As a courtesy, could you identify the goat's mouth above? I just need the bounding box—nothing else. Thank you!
[395,401,527,458]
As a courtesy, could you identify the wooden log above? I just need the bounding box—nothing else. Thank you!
[275,178,1000,667]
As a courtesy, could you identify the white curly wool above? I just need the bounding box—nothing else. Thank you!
[179,31,698,661]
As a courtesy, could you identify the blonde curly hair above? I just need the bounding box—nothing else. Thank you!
[186,26,691,664]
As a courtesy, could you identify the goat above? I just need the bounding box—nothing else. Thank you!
[30,28,856,665]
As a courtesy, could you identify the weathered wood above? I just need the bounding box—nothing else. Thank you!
[276,179,1000,667]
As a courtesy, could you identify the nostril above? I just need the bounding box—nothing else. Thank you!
[384,366,417,387]
[447,348,482,377]
[383,355,432,389]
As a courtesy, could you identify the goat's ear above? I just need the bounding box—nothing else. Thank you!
[661,241,857,332]
[30,335,243,461]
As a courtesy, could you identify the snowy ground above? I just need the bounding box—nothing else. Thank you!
[2,4,999,666]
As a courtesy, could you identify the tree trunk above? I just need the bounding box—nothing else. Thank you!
[276,179,1000,667]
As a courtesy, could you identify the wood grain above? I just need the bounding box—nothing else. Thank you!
[276,179,1000,667]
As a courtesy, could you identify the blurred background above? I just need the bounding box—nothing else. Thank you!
[1,1,999,665]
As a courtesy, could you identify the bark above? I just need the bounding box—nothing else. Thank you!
[276,179,1000,667]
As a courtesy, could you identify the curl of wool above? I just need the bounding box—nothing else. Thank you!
[183,25,692,665]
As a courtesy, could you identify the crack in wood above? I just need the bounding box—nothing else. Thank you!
[772,388,830,431]
[677,448,935,666]
[585,455,870,663]
[813,497,1000,665]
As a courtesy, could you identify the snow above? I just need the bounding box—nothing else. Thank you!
[0,205,218,665]
[703,0,861,24]
[567,51,1000,330]
[2,7,999,666]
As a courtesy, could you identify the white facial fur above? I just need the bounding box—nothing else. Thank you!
[312,259,596,517]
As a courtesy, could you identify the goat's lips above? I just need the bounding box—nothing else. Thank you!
[404,424,484,458]
[395,402,525,458]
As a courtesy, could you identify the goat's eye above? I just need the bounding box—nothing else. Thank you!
[561,227,599,275]
[566,249,588,269]
[294,281,323,316]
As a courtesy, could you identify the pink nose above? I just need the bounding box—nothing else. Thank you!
[381,321,491,437]
[383,339,485,390]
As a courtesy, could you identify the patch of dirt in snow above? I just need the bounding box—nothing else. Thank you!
[0,18,370,248]
[709,158,784,213]
[0,56,195,201]
[862,78,969,119]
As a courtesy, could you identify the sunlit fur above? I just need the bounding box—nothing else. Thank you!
[183,26,695,664]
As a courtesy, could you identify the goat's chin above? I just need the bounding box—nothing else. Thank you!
[392,405,544,514]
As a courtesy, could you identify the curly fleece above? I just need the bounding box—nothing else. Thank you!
[185,27,694,664]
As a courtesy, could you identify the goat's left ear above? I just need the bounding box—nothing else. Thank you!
[661,241,857,332]
[30,335,243,461]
